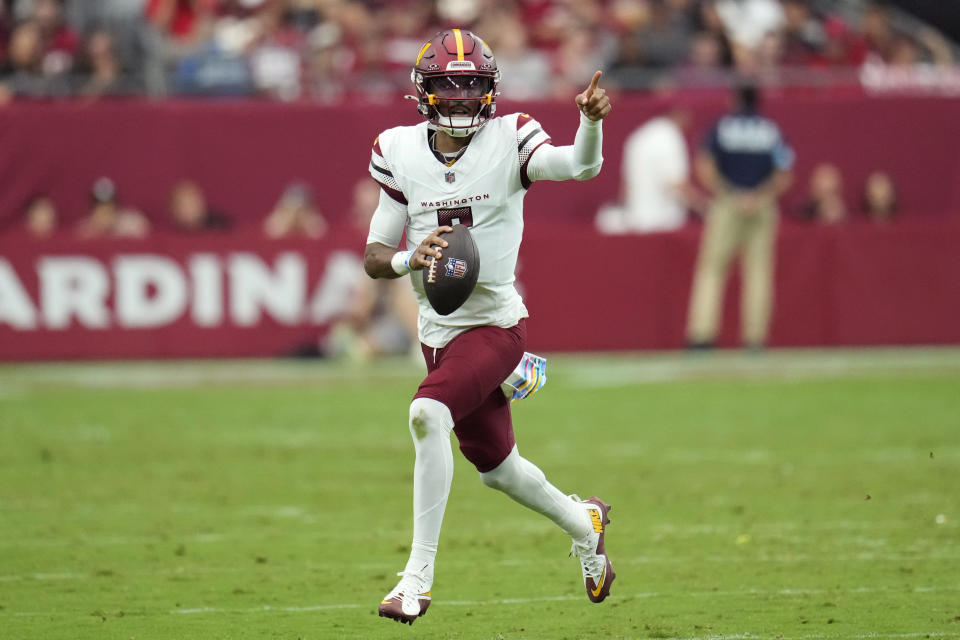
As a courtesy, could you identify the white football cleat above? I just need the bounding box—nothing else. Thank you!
[569,495,616,603]
[378,570,432,625]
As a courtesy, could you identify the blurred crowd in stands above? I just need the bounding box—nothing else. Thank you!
[1,0,958,103]
[21,175,332,239]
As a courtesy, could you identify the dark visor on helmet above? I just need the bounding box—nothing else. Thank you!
[426,75,493,98]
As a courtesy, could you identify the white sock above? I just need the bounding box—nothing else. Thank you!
[480,446,591,540]
[403,397,454,581]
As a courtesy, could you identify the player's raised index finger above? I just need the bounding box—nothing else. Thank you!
[587,70,602,93]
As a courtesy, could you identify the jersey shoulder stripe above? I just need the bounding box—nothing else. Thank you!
[370,130,408,205]
[514,113,552,189]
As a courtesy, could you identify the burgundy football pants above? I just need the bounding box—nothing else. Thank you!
[414,319,527,472]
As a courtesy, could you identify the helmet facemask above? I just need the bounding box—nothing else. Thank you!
[413,71,499,137]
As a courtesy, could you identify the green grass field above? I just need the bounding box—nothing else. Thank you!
[1,349,959,640]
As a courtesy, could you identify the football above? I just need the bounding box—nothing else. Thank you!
[422,224,480,315]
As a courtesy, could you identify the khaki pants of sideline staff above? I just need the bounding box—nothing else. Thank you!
[686,192,778,349]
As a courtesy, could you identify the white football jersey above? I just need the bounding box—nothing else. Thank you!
[369,113,552,348]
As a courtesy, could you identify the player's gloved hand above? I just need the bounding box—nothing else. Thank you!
[575,71,611,121]
[410,226,453,271]
[502,352,548,403]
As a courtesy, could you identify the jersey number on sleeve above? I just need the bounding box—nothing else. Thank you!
[437,206,473,228]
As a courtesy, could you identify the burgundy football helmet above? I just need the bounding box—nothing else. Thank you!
[410,29,500,137]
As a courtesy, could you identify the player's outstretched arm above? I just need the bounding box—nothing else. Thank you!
[526,71,610,184]
[364,227,452,279]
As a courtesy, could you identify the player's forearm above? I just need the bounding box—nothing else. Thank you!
[571,113,603,179]
[364,242,404,280]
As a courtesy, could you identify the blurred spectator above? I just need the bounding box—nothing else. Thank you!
[303,20,348,103]
[32,0,79,77]
[76,176,150,238]
[686,81,794,350]
[23,194,58,238]
[596,102,701,234]
[861,170,899,223]
[876,27,954,68]
[263,181,327,239]
[0,1,11,69]
[246,1,304,101]
[1,20,71,97]
[436,0,480,26]
[754,28,786,82]
[146,0,216,45]
[781,0,826,65]
[713,0,785,72]
[379,0,435,69]
[638,0,696,69]
[146,0,255,96]
[550,22,607,97]
[168,179,232,232]
[820,14,868,67]
[796,162,847,225]
[64,0,150,71]
[350,30,403,103]
[915,27,955,67]
[481,11,552,101]
[606,0,699,90]
[861,2,896,63]
[77,28,135,97]
[604,9,651,90]
[674,30,729,87]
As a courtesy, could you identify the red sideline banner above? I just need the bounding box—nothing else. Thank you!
[0,232,363,359]
[521,221,960,351]
[2,222,960,360]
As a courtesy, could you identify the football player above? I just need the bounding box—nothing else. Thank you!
[363,28,613,625]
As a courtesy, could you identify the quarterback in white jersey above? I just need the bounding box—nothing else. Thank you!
[368,111,549,348]
[364,29,615,626]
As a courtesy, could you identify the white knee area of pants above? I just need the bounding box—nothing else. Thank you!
[480,446,535,491]
[409,397,453,443]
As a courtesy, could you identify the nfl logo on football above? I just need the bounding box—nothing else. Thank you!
[445,171,456,183]
[445,257,468,279]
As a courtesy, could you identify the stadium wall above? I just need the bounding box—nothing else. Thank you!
[2,93,959,358]
[1,92,960,232]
